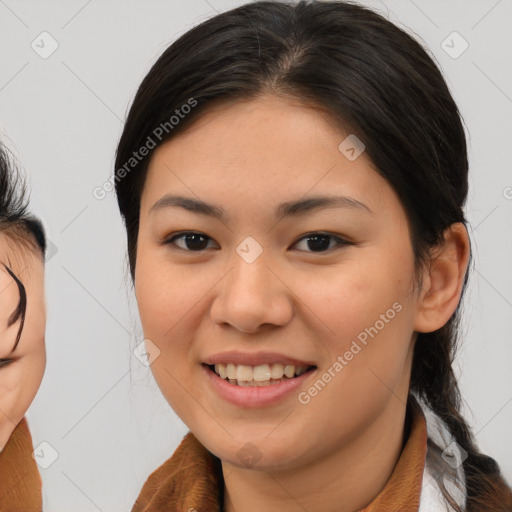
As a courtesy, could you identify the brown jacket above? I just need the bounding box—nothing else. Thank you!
[0,417,42,512]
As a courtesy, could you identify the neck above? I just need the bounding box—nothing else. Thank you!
[221,396,410,512]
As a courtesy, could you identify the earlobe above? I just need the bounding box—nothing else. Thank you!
[413,222,470,333]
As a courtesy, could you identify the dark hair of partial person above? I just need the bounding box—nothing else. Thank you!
[0,142,46,351]
[113,1,512,509]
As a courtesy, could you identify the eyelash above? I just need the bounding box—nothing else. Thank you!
[0,359,13,369]
[162,231,353,254]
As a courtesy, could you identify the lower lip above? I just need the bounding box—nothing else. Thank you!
[202,364,316,408]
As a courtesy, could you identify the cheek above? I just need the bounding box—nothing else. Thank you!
[0,349,45,424]
[135,249,194,338]
[134,248,209,382]
[295,256,408,347]
[293,254,414,402]
[134,247,224,426]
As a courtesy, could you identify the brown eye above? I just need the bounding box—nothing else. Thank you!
[292,232,352,253]
[163,232,218,252]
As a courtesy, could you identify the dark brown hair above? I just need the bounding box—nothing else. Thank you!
[114,1,512,509]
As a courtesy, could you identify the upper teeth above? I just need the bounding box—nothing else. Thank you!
[214,363,309,382]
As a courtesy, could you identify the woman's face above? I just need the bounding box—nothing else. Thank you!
[135,94,423,471]
[0,239,46,450]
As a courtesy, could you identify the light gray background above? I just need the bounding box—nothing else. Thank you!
[1,0,511,510]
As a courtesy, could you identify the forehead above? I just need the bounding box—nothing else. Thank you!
[0,231,45,279]
[141,94,401,223]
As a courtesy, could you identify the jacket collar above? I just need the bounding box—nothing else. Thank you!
[133,394,462,512]
[0,417,42,511]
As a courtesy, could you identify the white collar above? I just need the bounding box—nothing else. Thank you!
[416,395,467,511]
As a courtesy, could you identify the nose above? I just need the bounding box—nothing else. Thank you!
[209,249,294,334]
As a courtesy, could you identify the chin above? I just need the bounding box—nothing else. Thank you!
[197,429,308,472]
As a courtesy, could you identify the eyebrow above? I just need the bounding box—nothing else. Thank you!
[149,194,373,222]
[3,264,27,352]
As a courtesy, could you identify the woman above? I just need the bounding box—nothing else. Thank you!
[113,1,512,510]
[0,142,46,511]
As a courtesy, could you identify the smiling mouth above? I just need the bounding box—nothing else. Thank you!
[206,363,316,387]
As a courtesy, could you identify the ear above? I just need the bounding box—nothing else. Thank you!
[413,222,470,333]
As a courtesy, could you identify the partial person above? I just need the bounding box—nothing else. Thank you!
[113,1,512,510]
[0,142,46,511]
